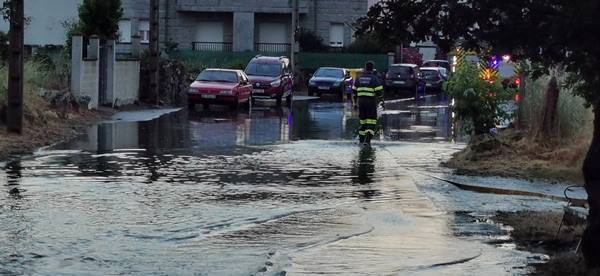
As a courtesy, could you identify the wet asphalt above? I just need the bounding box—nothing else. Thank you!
[0,92,567,275]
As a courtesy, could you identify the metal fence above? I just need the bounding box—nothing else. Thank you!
[192,42,233,52]
[254,43,291,53]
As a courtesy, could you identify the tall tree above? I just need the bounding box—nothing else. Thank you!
[78,0,123,39]
[357,0,600,267]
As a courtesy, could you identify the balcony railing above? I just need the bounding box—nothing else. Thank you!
[192,42,233,52]
[255,43,291,53]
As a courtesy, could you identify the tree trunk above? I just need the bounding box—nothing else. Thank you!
[538,76,559,140]
[583,104,600,267]
[516,74,527,129]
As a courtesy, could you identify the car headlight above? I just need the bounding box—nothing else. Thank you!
[334,80,342,87]
[270,79,282,87]
[308,79,316,86]
[219,90,232,95]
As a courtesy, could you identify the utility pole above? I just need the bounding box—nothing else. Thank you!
[7,0,24,134]
[149,0,160,106]
[291,0,298,72]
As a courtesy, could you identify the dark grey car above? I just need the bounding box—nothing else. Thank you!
[308,67,351,98]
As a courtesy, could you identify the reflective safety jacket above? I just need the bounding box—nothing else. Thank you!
[352,72,383,97]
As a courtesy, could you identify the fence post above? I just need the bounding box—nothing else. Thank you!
[149,0,160,105]
[71,34,83,97]
[106,39,116,106]
[7,0,24,134]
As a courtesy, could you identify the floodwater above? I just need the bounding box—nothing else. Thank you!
[0,94,568,275]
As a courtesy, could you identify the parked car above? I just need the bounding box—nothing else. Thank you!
[422,60,452,74]
[384,63,424,93]
[419,67,446,92]
[245,55,294,106]
[307,67,352,99]
[187,69,252,110]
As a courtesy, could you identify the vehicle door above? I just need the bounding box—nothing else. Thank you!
[282,62,293,94]
[239,72,253,99]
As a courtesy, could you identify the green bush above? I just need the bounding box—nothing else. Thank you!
[297,28,327,52]
[0,60,50,105]
[346,34,392,54]
[444,61,515,135]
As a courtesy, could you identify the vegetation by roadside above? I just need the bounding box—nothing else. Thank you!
[445,70,593,184]
[493,211,597,275]
[0,55,110,160]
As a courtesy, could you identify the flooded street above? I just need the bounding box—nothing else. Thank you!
[1,95,565,275]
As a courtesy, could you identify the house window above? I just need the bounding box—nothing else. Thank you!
[329,23,345,47]
[139,20,150,43]
[118,20,131,43]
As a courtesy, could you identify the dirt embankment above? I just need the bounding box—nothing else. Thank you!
[0,93,112,160]
[444,129,590,184]
[493,211,598,275]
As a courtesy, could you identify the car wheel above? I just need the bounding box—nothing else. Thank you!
[308,89,314,96]
[230,98,239,110]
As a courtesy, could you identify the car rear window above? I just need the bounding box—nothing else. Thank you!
[389,66,413,75]
[421,70,439,80]
[423,61,450,69]
[314,68,344,78]
[196,70,238,83]
[245,62,282,77]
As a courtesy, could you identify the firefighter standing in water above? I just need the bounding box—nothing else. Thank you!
[353,61,383,145]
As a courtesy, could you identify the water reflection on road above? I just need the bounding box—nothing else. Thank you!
[0,95,542,275]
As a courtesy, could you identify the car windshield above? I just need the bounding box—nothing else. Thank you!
[421,70,439,80]
[314,68,344,78]
[389,66,413,75]
[196,70,238,83]
[245,62,282,77]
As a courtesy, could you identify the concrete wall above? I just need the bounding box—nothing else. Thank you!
[0,0,81,46]
[81,60,99,109]
[119,0,367,50]
[303,0,367,47]
[113,60,141,106]
[176,0,309,13]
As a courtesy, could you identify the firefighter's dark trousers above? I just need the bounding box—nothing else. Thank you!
[358,96,377,144]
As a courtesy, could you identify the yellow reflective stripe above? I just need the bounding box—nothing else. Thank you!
[356,87,375,92]
[357,92,375,97]
[373,85,384,91]
[360,119,378,125]
[359,129,376,136]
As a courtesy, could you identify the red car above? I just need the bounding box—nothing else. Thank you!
[245,55,294,106]
[188,69,252,110]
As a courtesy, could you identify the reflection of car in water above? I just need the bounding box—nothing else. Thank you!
[248,106,292,145]
[187,107,292,148]
[292,101,348,140]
